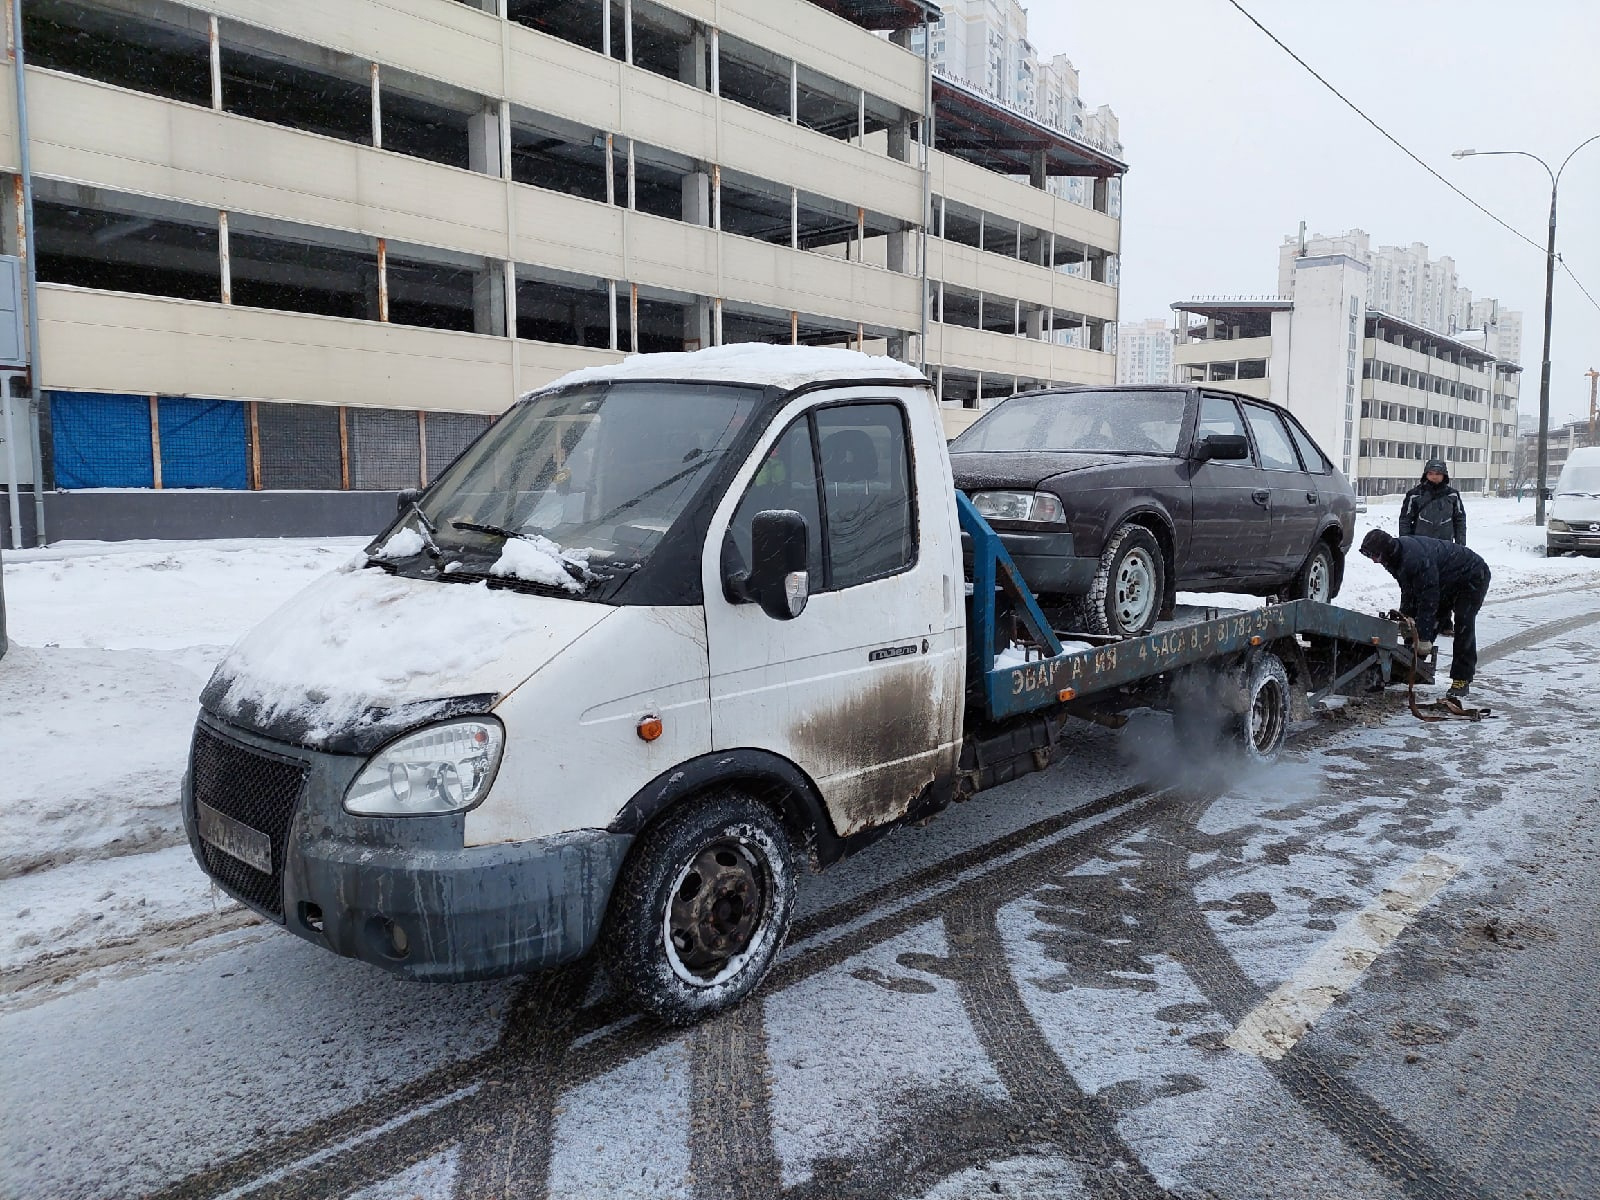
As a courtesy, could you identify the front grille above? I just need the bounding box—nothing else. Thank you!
[190,724,309,920]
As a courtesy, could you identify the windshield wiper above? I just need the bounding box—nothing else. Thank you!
[407,500,445,559]
[450,518,530,541]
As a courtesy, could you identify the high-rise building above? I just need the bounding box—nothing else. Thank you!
[1175,232,1524,496]
[1116,318,1174,385]
[2,0,1127,541]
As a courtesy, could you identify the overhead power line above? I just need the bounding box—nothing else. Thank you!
[1221,0,1543,253]
[1223,0,1600,319]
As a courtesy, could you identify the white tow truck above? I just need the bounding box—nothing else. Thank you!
[184,346,1426,1024]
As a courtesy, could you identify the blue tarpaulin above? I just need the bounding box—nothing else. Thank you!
[49,392,153,489]
[158,397,247,489]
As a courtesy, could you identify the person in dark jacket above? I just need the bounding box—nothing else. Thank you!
[1398,459,1467,634]
[1399,459,1467,543]
[1360,528,1491,700]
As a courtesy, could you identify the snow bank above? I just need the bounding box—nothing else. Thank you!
[544,343,929,393]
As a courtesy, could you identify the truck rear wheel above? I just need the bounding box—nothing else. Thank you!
[1229,652,1290,764]
[601,791,796,1025]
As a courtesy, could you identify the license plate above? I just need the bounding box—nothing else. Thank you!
[197,801,272,874]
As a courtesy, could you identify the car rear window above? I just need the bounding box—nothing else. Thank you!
[1285,418,1332,475]
[1242,404,1301,472]
[952,390,1186,455]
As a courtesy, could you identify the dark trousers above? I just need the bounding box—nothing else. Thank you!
[1445,567,1491,682]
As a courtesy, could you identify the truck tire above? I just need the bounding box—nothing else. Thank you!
[1288,541,1337,603]
[1228,652,1290,764]
[1171,651,1291,765]
[1082,524,1164,637]
[601,791,796,1026]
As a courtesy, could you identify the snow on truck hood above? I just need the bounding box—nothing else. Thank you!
[202,564,609,753]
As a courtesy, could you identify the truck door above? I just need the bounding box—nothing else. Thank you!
[702,392,963,838]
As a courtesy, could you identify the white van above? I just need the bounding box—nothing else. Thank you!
[1547,446,1600,556]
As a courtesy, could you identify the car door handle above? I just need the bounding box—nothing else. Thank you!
[1252,489,1270,505]
[1306,491,1320,503]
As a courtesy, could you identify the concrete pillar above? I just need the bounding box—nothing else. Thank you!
[1030,150,1047,190]
[1026,308,1044,340]
[680,29,708,90]
[684,298,712,349]
[1091,253,1107,284]
[886,230,908,274]
[1093,177,1110,214]
[682,170,711,227]
[474,262,507,336]
[890,28,912,48]
[468,108,501,177]
[887,124,909,164]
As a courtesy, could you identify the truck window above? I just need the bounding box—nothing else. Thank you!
[815,404,914,589]
[727,418,824,582]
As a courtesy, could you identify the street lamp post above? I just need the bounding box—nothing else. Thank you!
[1454,135,1600,525]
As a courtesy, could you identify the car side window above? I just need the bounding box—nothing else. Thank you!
[1197,395,1255,467]
[815,403,916,590]
[1242,404,1300,472]
[1285,418,1331,475]
[727,418,824,585]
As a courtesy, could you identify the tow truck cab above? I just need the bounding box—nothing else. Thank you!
[184,347,967,1022]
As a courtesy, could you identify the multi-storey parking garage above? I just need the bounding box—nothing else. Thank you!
[1,0,1123,534]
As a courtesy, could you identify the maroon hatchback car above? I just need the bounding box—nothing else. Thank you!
[950,385,1357,637]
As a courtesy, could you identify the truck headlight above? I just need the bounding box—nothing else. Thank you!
[345,718,504,816]
[969,490,1067,524]
[1546,518,1569,532]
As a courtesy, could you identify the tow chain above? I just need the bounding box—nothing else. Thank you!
[1386,612,1495,722]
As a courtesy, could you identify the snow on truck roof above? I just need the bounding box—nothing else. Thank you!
[537,345,931,395]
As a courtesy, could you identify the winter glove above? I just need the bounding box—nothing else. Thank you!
[1415,640,1434,656]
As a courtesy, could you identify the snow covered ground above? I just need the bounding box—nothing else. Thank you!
[0,502,1591,975]
[0,499,1596,1199]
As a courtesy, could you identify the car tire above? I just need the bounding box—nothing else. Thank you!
[1170,651,1291,766]
[1288,541,1338,603]
[601,791,796,1026]
[1081,525,1165,637]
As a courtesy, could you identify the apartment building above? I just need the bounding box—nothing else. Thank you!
[0,0,1124,541]
[1174,247,1521,496]
[1115,316,1173,385]
[1280,230,1523,360]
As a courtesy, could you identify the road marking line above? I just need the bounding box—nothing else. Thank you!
[1225,852,1461,1061]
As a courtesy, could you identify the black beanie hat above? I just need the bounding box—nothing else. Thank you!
[1360,528,1393,559]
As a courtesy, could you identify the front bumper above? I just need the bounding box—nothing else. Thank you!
[961,528,1095,595]
[1548,528,1600,555]
[182,716,632,982]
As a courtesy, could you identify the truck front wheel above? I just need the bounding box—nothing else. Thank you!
[601,791,796,1025]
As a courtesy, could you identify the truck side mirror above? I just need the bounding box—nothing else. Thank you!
[396,487,423,514]
[743,509,810,620]
[1194,433,1249,462]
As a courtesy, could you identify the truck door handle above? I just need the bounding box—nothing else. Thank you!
[1252,489,1270,505]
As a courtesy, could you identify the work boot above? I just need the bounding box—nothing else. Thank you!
[1446,679,1471,701]
[1437,620,1454,637]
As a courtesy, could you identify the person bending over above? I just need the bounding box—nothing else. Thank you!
[1360,528,1491,701]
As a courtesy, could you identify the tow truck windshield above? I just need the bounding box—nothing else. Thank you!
[370,381,761,597]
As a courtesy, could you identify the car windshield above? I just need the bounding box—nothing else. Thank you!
[369,381,759,597]
[1556,456,1600,496]
[951,390,1187,455]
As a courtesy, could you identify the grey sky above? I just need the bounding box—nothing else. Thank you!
[1030,0,1600,425]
